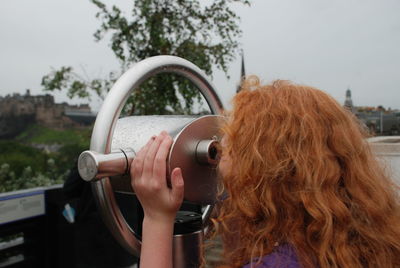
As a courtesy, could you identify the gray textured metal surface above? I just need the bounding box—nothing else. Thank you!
[110,115,222,205]
[112,115,195,150]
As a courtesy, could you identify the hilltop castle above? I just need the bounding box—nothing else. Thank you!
[0,90,96,138]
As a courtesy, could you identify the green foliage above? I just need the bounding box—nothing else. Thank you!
[0,125,90,193]
[42,67,115,101]
[0,141,48,176]
[0,163,67,193]
[56,143,88,172]
[42,0,250,115]
[16,124,91,147]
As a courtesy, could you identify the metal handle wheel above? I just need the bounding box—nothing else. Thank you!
[88,56,224,256]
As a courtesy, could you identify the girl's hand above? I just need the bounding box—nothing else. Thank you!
[130,131,184,223]
[131,131,184,268]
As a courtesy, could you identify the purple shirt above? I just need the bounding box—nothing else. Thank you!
[242,244,301,268]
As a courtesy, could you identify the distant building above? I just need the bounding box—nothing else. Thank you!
[236,52,246,93]
[344,88,355,113]
[343,89,400,135]
[0,90,96,138]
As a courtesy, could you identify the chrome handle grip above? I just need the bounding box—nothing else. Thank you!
[78,148,135,182]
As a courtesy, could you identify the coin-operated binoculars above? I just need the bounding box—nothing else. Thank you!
[77,56,224,267]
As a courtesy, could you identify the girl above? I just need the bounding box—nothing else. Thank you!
[131,77,400,267]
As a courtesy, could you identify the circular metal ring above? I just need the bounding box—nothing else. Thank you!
[90,56,224,255]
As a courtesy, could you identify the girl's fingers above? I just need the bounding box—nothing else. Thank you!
[153,134,173,180]
[170,167,184,205]
[142,132,166,178]
[131,136,156,181]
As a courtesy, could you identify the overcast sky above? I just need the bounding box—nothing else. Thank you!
[1,0,399,111]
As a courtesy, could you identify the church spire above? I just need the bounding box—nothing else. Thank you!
[344,87,355,112]
[236,51,246,93]
[240,52,246,80]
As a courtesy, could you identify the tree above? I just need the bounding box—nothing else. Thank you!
[42,0,250,115]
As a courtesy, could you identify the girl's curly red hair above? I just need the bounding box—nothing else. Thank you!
[214,77,400,267]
